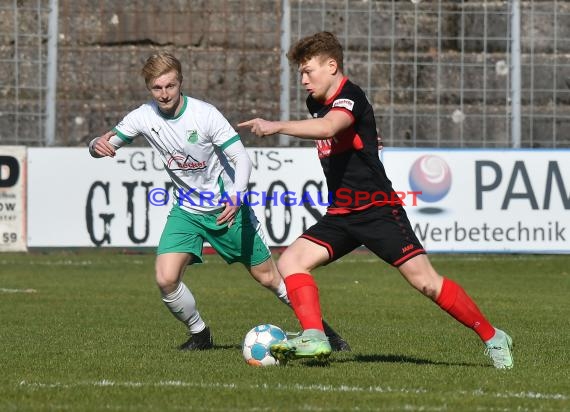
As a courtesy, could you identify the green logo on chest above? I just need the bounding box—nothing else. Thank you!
[187,130,199,144]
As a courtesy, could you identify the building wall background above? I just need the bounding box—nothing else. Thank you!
[1,0,569,148]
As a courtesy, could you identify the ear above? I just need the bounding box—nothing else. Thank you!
[327,58,339,75]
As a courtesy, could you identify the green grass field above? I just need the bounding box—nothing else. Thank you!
[1,250,569,411]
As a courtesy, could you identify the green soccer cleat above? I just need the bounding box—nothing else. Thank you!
[270,329,332,362]
[484,328,514,369]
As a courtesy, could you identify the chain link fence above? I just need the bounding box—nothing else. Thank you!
[289,0,570,148]
[56,0,283,147]
[0,0,50,146]
[1,0,283,147]
[1,1,569,148]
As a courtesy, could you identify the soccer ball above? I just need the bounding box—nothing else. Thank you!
[242,324,287,366]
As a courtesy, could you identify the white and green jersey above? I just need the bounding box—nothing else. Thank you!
[113,95,243,213]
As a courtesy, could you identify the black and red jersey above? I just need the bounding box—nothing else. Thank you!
[307,77,396,214]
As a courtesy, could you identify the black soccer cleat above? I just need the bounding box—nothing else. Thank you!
[178,326,214,351]
[322,320,351,352]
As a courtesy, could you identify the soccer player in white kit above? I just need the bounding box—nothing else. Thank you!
[88,52,349,351]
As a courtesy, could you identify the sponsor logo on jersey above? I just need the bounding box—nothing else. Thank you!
[332,98,355,111]
[186,130,199,144]
[316,139,332,158]
[167,153,207,171]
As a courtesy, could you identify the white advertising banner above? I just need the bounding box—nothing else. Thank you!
[0,146,27,252]
[27,147,570,253]
[26,147,327,248]
[382,148,570,253]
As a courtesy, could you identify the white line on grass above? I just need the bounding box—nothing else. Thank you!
[0,288,37,293]
[18,380,568,401]
[0,259,95,266]
[1,259,146,266]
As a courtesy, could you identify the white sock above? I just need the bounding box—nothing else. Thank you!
[274,279,291,306]
[161,282,206,334]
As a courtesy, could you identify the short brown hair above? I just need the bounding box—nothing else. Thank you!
[287,31,344,71]
[141,52,183,88]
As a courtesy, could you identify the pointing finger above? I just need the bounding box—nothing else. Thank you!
[237,120,254,127]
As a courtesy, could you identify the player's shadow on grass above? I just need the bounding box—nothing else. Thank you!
[209,346,478,368]
[215,343,243,350]
[337,353,479,367]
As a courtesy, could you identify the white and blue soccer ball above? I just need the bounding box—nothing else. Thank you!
[242,324,287,366]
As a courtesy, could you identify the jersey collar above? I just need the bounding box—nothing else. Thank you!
[324,77,349,106]
[157,94,187,120]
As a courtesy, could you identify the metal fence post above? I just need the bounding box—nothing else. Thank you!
[511,0,522,148]
[45,0,59,146]
[279,0,291,146]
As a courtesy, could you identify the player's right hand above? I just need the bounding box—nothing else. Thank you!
[216,194,239,228]
[237,118,279,137]
[90,131,117,158]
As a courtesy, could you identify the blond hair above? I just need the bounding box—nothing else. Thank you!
[287,31,344,72]
[141,52,183,88]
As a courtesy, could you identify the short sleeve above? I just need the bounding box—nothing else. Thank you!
[207,106,238,147]
[113,108,143,144]
[330,87,367,122]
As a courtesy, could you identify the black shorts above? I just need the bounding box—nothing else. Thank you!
[301,205,425,267]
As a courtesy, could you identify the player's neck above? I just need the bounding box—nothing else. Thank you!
[323,74,346,103]
[158,94,185,118]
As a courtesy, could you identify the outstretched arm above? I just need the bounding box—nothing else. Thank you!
[238,110,352,140]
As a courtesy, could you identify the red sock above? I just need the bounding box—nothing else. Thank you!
[284,273,324,331]
[436,277,496,342]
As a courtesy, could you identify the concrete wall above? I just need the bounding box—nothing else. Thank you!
[1,0,568,147]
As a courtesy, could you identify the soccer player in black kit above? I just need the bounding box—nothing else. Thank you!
[239,31,513,369]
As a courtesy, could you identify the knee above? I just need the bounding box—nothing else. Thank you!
[249,259,282,289]
[155,266,179,294]
[255,270,275,288]
[278,246,311,275]
[276,253,296,277]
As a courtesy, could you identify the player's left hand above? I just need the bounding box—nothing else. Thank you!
[217,195,239,228]
[238,118,280,137]
[91,131,118,158]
